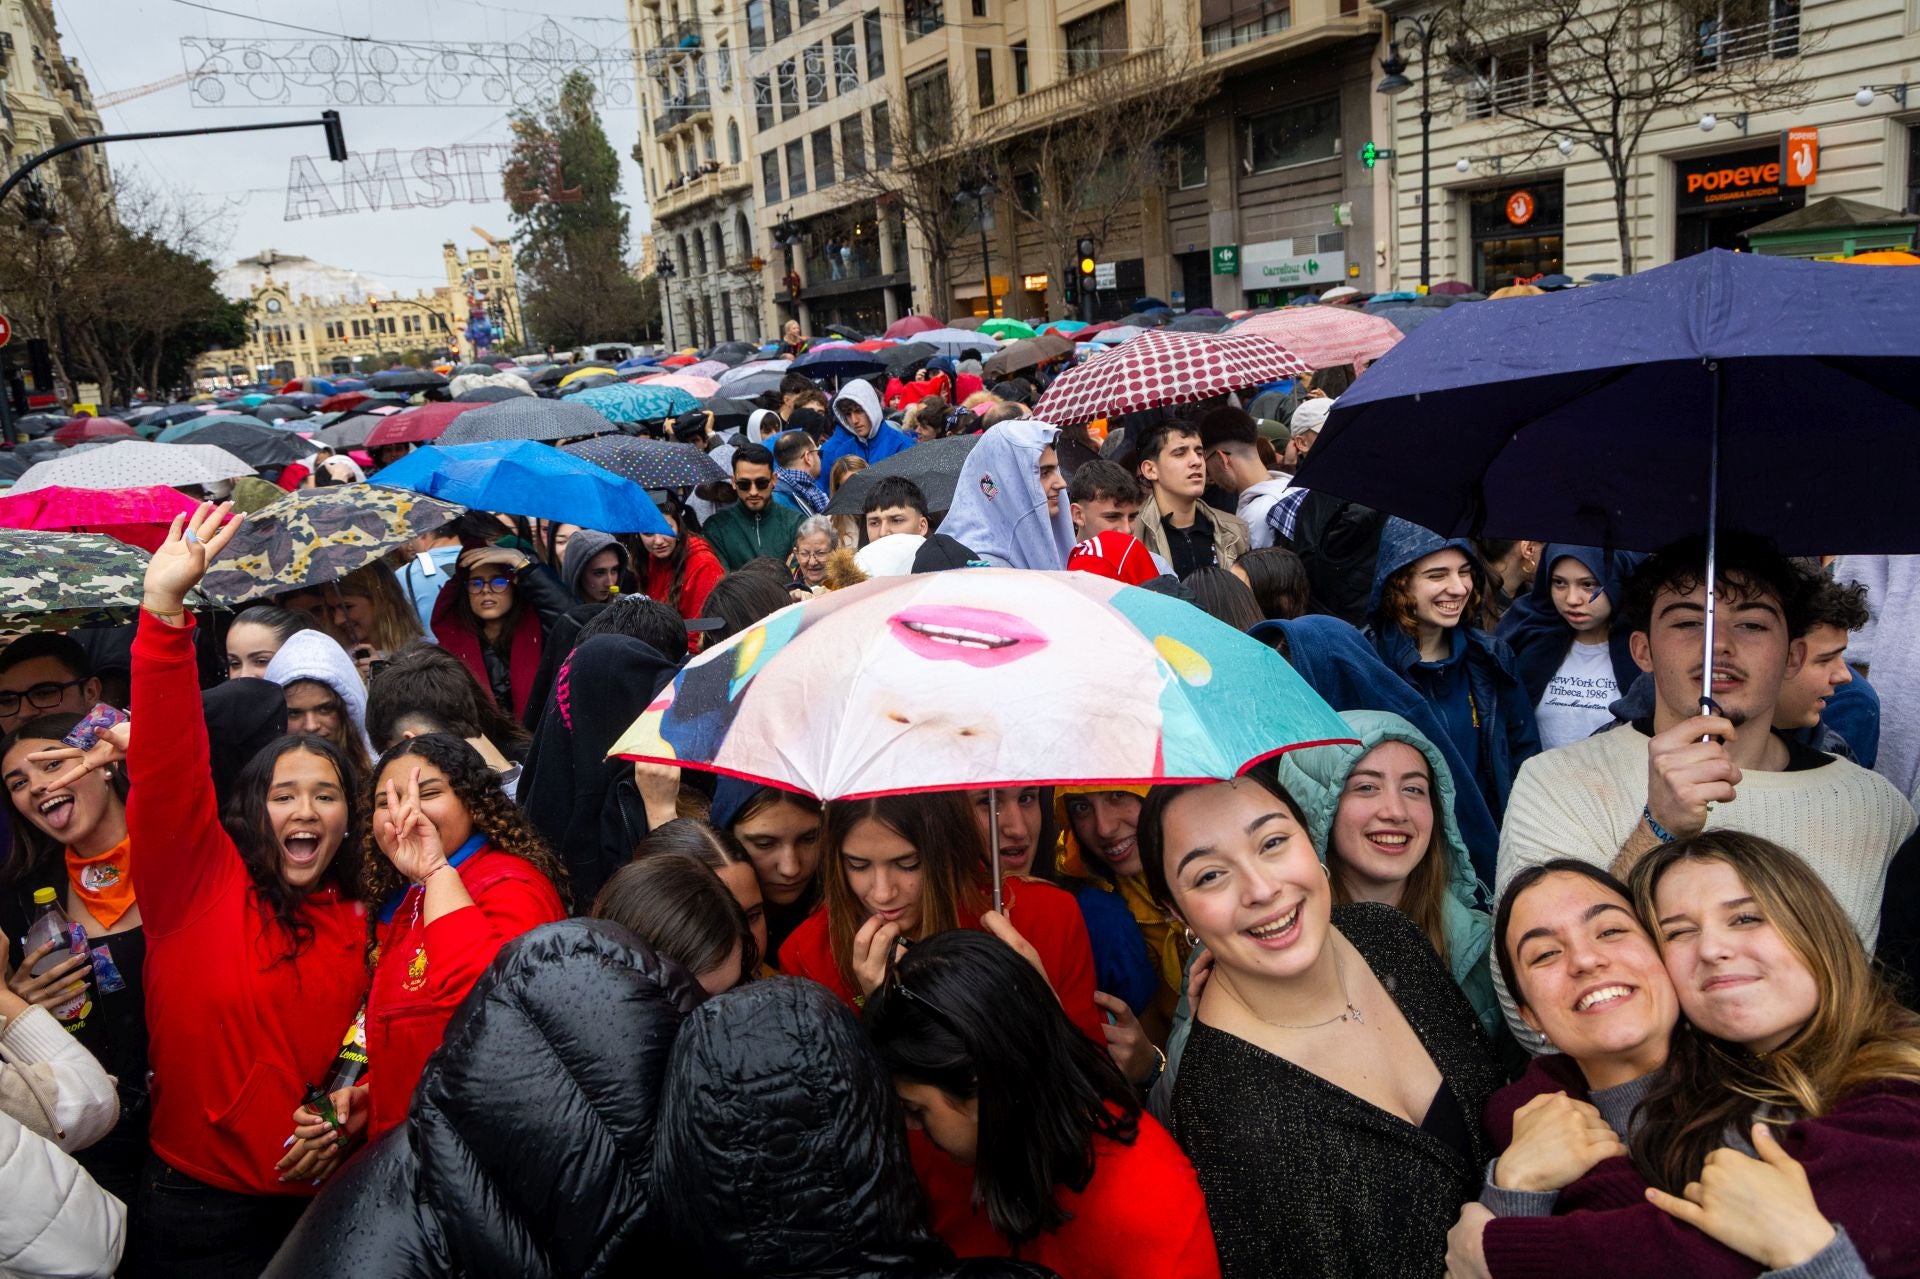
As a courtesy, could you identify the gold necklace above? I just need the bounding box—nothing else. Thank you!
[1218,945,1364,1030]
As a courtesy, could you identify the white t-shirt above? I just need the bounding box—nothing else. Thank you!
[1533,640,1620,750]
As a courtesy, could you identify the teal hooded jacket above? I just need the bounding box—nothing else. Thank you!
[1277,709,1500,1040]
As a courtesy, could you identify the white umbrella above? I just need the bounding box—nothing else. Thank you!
[10,441,257,494]
[911,328,1005,360]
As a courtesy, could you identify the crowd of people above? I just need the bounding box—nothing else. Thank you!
[2,321,1919,1279]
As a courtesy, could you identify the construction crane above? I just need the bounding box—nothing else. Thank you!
[97,71,193,109]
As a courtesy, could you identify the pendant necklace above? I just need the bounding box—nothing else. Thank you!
[1220,945,1364,1030]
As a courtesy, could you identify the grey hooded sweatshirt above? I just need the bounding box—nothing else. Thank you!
[560,529,628,603]
[937,420,1076,570]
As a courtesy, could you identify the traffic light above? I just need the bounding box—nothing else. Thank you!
[1062,264,1078,307]
[368,297,380,313]
[1077,237,1096,279]
[322,109,349,163]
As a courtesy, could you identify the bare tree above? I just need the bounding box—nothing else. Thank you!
[1443,0,1813,273]
[989,51,1218,315]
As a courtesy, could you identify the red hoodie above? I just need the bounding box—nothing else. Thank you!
[129,612,369,1196]
[431,582,543,719]
[915,1107,1221,1279]
[642,533,725,624]
[364,842,564,1141]
[778,876,1102,1040]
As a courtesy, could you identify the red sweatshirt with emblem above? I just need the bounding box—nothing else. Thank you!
[130,612,369,1196]
[364,849,564,1140]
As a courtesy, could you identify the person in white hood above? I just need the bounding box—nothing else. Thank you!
[820,379,915,471]
[264,629,376,777]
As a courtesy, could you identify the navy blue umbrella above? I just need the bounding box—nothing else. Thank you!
[789,348,887,380]
[1299,248,1920,706]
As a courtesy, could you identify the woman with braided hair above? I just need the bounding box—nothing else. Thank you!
[287,733,566,1167]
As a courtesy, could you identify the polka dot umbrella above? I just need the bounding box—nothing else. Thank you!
[1031,329,1308,426]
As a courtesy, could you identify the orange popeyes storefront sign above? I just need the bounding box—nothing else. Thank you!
[1685,161,1782,201]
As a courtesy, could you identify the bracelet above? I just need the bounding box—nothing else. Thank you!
[141,600,187,623]
[1136,1042,1168,1089]
[1641,804,1676,844]
[417,861,454,886]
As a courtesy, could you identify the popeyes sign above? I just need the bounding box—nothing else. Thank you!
[1674,139,1813,214]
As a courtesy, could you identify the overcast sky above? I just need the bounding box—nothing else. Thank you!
[58,0,649,299]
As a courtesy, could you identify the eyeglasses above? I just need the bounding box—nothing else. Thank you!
[733,475,773,491]
[0,678,87,717]
[466,575,513,593]
[795,548,829,562]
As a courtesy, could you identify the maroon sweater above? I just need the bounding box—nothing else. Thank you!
[1483,1080,1920,1277]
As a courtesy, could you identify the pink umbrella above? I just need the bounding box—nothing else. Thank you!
[680,359,729,378]
[637,372,721,398]
[0,484,202,551]
[1228,308,1403,371]
[364,401,485,448]
[1032,330,1307,425]
[883,314,943,339]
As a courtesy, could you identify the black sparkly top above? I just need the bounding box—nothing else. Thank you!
[1173,903,1503,1279]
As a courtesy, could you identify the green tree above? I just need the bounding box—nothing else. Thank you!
[503,71,651,348]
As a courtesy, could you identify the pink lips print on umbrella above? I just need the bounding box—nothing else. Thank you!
[886,605,1048,669]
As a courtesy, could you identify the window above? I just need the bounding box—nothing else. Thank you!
[1246,96,1339,172]
[797,0,819,22]
[804,44,827,107]
[972,0,987,12]
[1694,0,1799,70]
[763,150,783,203]
[872,102,893,166]
[1174,130,1206,188]
[786,139,809,195]
[754,75,774,130]
[975,48,994,107]
[812,128,836,187]
[772,0,792,40]
[1202,9,1289,54]
[1909,127,1920,214]
[863,9,885,78]
[1064,3,1126,75]
[702,126,717,162]
[778,58,799,121]
[1466,42,1548,119]
[841,113,866,174]
[717,42,733,90]
[1013,42,1029,93]
[833,25,860,93]
[1014,169,1041,216]
[905,0,944,38]
[906,68,951,149]
[747,0,768,50]
[728,120,742,165]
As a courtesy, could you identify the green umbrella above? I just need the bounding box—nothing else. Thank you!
[979,317,1037,340]
[200,482,466,604]
[0,529,208,632]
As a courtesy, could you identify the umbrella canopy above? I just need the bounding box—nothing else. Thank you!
[200,483,466,603]
[1843,250,1920,265]
[250,404,313,424]
[1034,330,1308,425]
[1362,303,1447,335]
[903,328,999,360]
[678,360,729,379]
[561,435,728,488]
[638,372,721,398]
[1119,312,1172,328]
[11,441,256,494]
[373,440,672,534]
[707,341,760,363]
[519,364,569,386]
[978,317,1036,340]
[439,396,620,445]
[717,358,791,387]
[368,368,449,393]
[825,434,977,516]
[982,333,1075,379]
[281,377,337,395]
[333,393,412,422]
[53,417,136,447]
[883,314,944,339]
[1229,307,1404,370]
[172,420,313,469]
[1035,320,1089,336]
[453,385,530,404]
[559,365,619,388]
[332,377,370,390]
[609,569,1353,800]
[453,363,497,376]
[364,401,484,448]
[712,367,788,398]
[315,409,400,450]
[1429,280,1475,296]
[946,316,989,331]
[702,396,760,428]
[558,373,620,394]
[789,348,888,379]
[16,413,69,437]
[820,323,867,342]
[880,341,939,374]
[1091,325,1148,346]
[1166,314,1232,333]
[571,382,702,425]
[319,391,372,413]
[1299,248,1920,556]
[0,485,201,549]
[660,354,698,368]
[0,529,211,631]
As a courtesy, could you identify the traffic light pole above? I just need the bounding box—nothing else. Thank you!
[0,111,347,449]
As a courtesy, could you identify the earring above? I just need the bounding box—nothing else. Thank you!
[1182,926,1200,950]
[1319,861,1330,878]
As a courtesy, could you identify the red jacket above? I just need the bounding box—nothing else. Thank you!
[129,612,369,1196]
[642,534,725,625]
[431,582,543,719]
[778,876,1102,1040]
[915,1108,1220,1279]
[365,845,564,1140]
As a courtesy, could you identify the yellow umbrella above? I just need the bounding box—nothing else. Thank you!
[1842,250,1920,266]
[558,365,618,387]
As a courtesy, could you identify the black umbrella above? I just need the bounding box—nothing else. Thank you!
[703,395,760,428]
[251,404,312,423]
[826,434,978,516]
[521,364,570,386]
[820,322,867,342]
[454,385,530,404]
[1167,314,1232,333]
[1119,311,1173,328]
[556,373,620,394]
[16,413,66,438]
[174,420,313,468]
[562,435,728,488]
[368,368,449,393]
[439,397,618,445]
[880,341,939,373]
[706,342,759,366]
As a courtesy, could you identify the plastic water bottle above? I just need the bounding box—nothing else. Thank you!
[25,888,90,1024]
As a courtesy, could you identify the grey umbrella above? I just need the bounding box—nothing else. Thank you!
[713,368,787,399]
[439,396,620,445]
[1167,314,1231,333]
[880,341,939,373]
[561,435,727,487]
[825,434,978,516]
[368,368,449,393]
[173,420,314,468]
[11,441,256,493]
[454,385,531,404]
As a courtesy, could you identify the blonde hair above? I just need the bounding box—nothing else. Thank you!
[334,562,425,655]
[1325,747,1452,965]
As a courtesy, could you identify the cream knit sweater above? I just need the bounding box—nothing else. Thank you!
[1492,726,1917,1040]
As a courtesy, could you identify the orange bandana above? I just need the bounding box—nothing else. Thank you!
[66,836,135,930]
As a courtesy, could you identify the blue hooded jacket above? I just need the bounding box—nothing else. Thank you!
[1495,544,1644,706]
[936,420,1077,570]
[1365,518,1541,826]
[821,378,915,471]
[1250,614,1501,885]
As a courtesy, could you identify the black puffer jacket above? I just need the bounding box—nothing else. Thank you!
[653,977,1057,1279]
[262,919,702,1279]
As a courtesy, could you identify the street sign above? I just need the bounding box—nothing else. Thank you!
[1211,244,1239,275]
[0,315,12,348]
[1094,261,1117,290]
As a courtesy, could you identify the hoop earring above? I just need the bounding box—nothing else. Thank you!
[1183,926,1200,950]
[1320,861,1330,878]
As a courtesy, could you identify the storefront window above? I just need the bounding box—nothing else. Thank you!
[1469,181,1565,292]
[1672,144,1804,259]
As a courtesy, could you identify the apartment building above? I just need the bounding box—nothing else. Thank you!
[0,0,109,193]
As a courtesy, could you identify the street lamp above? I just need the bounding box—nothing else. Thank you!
[1376,14,1461,290]
[657,254,677,351]
[955,174,997,319]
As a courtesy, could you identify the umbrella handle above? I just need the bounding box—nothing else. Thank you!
[989,789,1003,915]
[1700,359,1723,725]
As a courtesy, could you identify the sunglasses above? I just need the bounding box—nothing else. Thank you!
[734,476,772,491]
[466,575,514,592]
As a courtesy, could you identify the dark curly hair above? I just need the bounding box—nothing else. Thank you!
[358,733,570,953]
[227,735,367,960]
[1379,551,1485,641]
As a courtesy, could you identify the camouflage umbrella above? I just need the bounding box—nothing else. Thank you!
[0,529,209,632]
[199,482,465,604]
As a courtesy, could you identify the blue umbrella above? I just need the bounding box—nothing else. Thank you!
[1361,303,1447,335]
[571,382,700,424]
[371,441,671,534]
[1298,248,1920,705]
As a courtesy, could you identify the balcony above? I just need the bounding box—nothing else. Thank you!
[656,18,702,58]
[975,48,1171,138]
[1195,0,1373,74]
[652,89,711,134]
[651,160,751,221]
[1694,6,1799,71]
